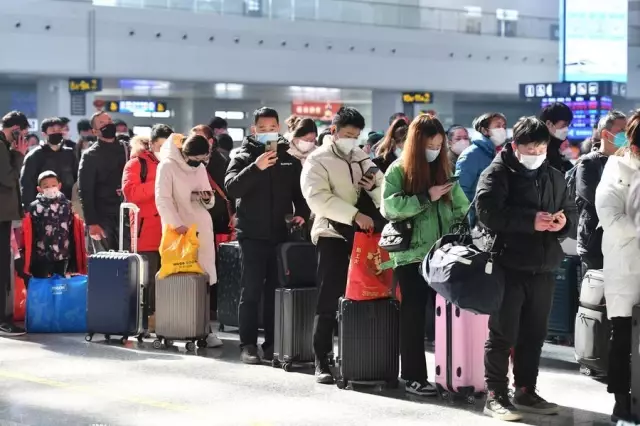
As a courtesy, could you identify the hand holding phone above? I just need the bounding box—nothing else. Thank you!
[447,175,460,184]
[365,166,380,178]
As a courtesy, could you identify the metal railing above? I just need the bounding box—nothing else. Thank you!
[92,0,560,41]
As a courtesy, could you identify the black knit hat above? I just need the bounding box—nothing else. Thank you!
[182,134,211,156]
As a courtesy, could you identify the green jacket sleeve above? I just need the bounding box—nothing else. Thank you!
[451,183,470,222]
[381,164,431,221]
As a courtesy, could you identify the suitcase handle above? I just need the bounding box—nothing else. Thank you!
[120,202,140,253]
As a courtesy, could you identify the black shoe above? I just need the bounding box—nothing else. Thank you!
[611,393,634,423]
[262,344,274,362]
[315,358,334,384]
[0,322,26,337]
[484,390,523,422]
[512,387,559,415]
[240,345,261,365]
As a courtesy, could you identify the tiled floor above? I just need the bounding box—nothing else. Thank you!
[0,327,615,426]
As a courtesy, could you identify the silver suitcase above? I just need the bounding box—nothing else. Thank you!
[153,272,210,352]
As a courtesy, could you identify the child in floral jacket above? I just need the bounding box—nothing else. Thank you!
[26,171,73,278]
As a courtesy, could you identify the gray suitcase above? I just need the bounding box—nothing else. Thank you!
[153,272,210,352]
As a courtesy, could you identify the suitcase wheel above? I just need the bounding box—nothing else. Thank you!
[580,366,594,377]
[185,342,196,352]
[282,362,293,372]
[152,339,162,349]
[197,339,208,349]
[466,395,476,405]
[164,339,174,348]
[271,359,281,369]
[84,334,93,342]
[104,334,111,341]
[120,336,128,345]
[336,378,348,390]
[137,335,144,343]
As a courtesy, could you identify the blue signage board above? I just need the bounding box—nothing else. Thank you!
[519,81,626,100]
[560,0,628,82]
[540,96,612,141]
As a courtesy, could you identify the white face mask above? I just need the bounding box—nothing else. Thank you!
[489,128,507,146]
[425,149,440,163]
[553,127,569,141]
[335,137,358,154]
[42,188,60,199]
[451,139,470,155]
[295,140,315,153]
[518,152,546,170]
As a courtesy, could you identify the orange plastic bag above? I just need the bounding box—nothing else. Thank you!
[345,232,394,301]
[13,274,26,321]
[158,225,204,279]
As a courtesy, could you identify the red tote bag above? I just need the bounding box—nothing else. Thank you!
[345,232,394,301]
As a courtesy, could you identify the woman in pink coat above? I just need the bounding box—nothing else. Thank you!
[155,133,222,347]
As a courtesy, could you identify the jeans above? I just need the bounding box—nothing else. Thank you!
[395,263,432,382]
[237,239,278,349]
[0,221,12,322]
[313,237,350,360]
[607,317,632,394]
[485,268,555,391]
[30,259,68,279]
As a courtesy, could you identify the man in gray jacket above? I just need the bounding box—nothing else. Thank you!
[0,111,30,337]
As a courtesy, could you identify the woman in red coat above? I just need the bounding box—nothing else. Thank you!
[121,125,173,329]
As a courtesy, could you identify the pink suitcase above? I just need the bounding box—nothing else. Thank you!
[434,294,489,404]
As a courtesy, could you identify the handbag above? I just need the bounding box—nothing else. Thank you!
[378,219,413,252]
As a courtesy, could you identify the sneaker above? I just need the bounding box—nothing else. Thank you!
[612,393,634,423]
[240,345,261,365]
[0,322,26,337]
[262,344,274,362]
[315,358,334,384]
[484,391,523,422]
[206,333,223,348]
[511,387,559,415]
[405,380,438,397]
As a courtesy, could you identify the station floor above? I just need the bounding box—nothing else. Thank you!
[0,325,615,426]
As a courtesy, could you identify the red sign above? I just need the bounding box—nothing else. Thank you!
[292,102,342,121]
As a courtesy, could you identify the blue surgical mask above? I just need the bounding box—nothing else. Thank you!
[614,132,627,148]
[255,133,279,144]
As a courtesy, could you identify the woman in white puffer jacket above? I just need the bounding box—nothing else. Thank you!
[594,113,640,423]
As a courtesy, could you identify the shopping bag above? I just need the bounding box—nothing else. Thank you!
[158,225,204,279]
[345,232,394,301]
[26,274,88,333]
[13,273,26,321]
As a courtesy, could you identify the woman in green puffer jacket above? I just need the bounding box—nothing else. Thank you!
[381,114,469,397]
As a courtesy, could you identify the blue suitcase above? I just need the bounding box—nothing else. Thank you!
[85,203,148,344]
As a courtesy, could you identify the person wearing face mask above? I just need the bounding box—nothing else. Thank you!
[287,118,318,165]
[216,134,234,161]
[114,119,130,139]
[78,111,130,254]
[539,102,574,174]
[456,112,507,224]
[25,133,40,153]
[446,125,470,171]
[225,107,310,364]
[381,114,468,397]
[20,117,78,210]
[300,106,383,383]
[58,117,75,149]
[362,131,383,160]
[476,116,576,421]
[596,111,640,423]
[373,118,408,173]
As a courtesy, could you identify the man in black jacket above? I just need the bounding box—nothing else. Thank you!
[20,117,78,208]
[539,102,575,174]
[0,111,29,337]
[78,111,129,254]
[476,117,577,421]
[576,110,626,271]
[225,107,310,364]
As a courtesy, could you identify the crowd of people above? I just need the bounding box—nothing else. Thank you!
[0,100,639,423]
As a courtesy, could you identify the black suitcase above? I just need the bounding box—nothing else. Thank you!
[574,269,609,377]
[548,255,581,341]
[336,298,400,389]
[277,242,316,288]
[272,287,317,371]
[86,203,148,343]
[632,305,640,420]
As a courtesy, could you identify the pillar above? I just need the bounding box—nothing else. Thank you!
[371,90,404,132]
[412,92,456,129]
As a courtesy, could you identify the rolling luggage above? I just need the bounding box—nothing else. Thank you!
[336,298,400,389]
[153,272,210,352]
[277,242,316,288]
[547,255,581,341]
[85,203,148,344]
[574,269,609,377]
[632,305,640,420]
[272,287,317,371]
[434,294,488,403]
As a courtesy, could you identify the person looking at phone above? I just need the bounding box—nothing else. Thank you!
[301,106,383,384]
[475,116,576,421]
[373,118,408,173]
[381,114,468,397]
[446,125,470,171]
[225,107,310,365]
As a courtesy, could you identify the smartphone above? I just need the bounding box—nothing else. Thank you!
[265,139,279,152]
[365,166,380,178]
[447,175,460,184]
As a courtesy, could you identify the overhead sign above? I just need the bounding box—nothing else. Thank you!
[107,101,167,114]
[560,0,628,82]
[68,78,102,93]
[519,81,626,100]
[402,92,433,104]
[291,102,342,121]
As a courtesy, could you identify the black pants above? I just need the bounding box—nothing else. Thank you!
[608,316,632,394]
[0,221,12,322]
[581,255,603,278]
[238,239,278,349]
[30,259,68,279]
[313,237,350,359]
[396,263,432,382]
[485,268,555,391]
[141,251,161,314]
[86,215,130,254]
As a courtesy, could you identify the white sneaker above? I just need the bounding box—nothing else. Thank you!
[206,333,223,348]
[405,380,438,397]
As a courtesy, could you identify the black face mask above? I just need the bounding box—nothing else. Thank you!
[99,123,117,139]
[47,133,64,146]
[84,135,97,142]
[186,159,204,168]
